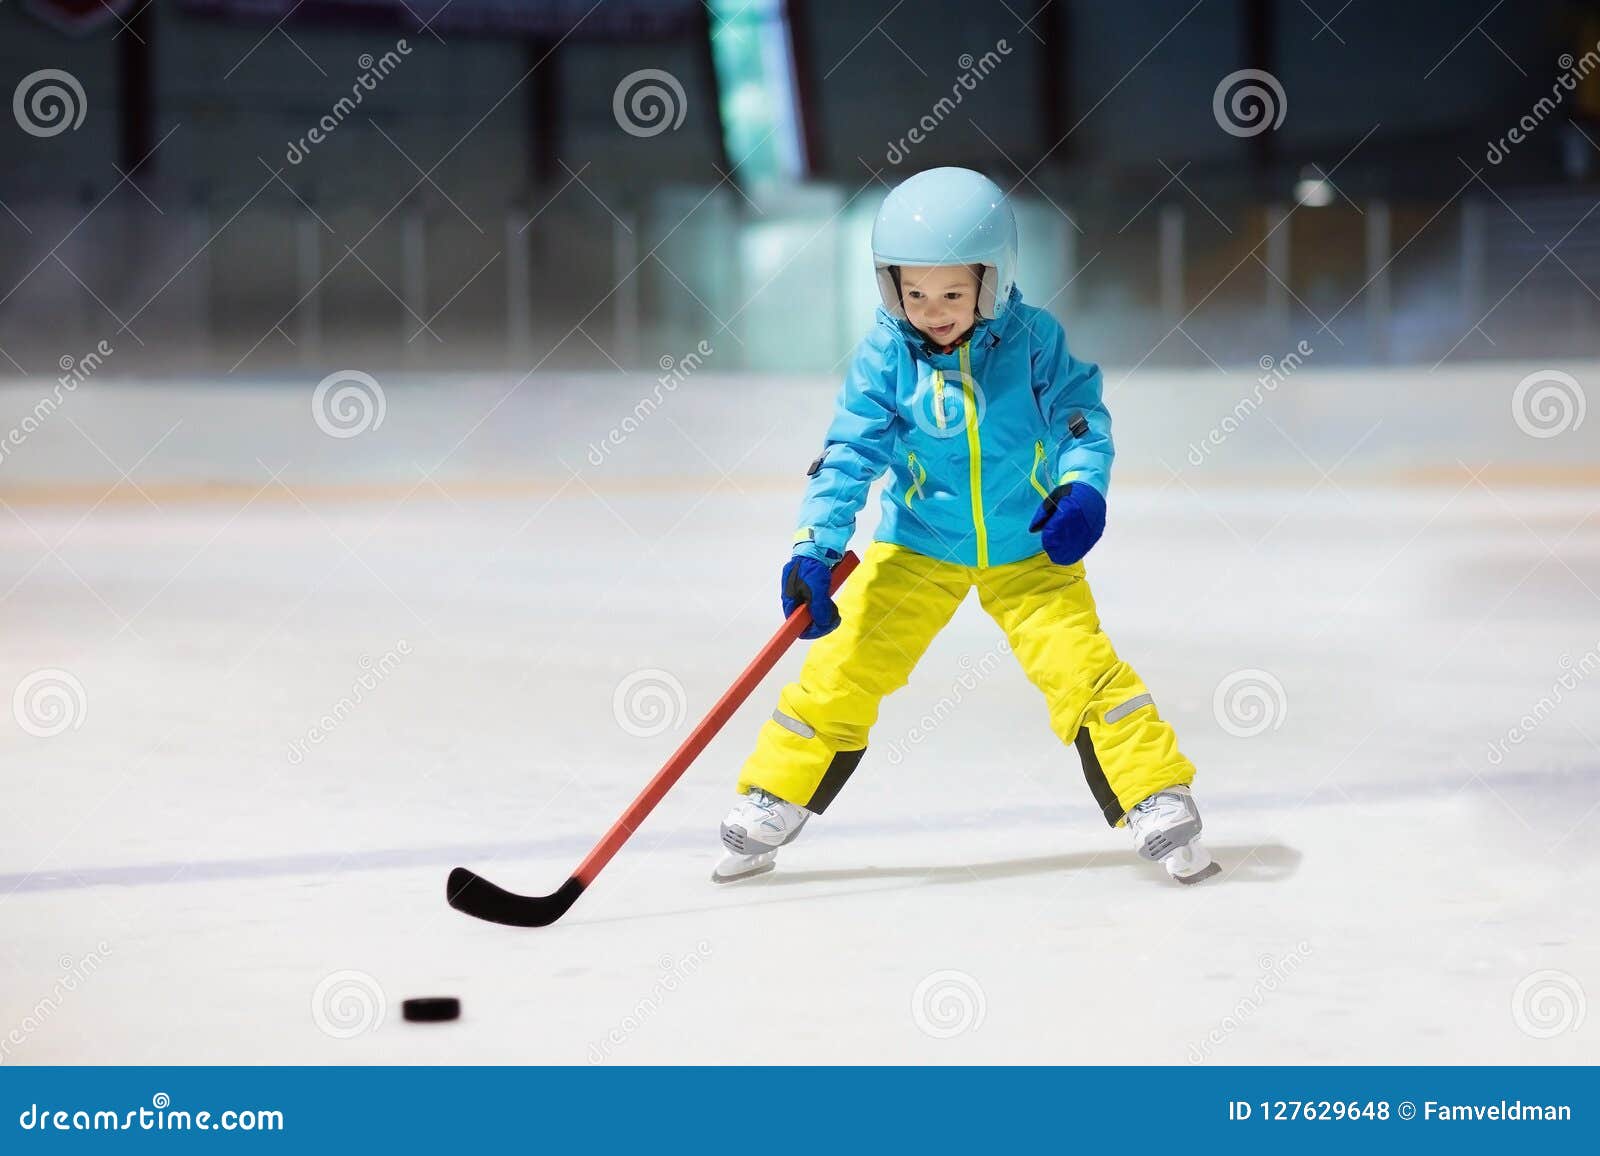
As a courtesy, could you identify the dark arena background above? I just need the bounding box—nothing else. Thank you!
[1,0,1596,1094]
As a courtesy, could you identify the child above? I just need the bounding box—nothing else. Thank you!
[713,167,1217,887]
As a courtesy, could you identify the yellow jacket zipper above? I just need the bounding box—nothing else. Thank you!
[959,343,988,567]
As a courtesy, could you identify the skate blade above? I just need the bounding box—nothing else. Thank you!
[710,857,776,885]
[710,861,775,884]
[1172,859,1222,886]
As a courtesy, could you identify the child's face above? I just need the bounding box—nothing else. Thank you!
[899,264,980,345]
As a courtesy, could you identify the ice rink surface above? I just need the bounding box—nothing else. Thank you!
[2,361,1597,1064]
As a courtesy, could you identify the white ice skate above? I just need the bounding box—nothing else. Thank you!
[1126,785,1221,885]
[711,787,811,883]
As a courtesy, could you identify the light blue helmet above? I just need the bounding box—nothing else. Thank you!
[871,167,1018,321]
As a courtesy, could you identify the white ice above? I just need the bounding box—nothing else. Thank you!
[1,361,1596,1064]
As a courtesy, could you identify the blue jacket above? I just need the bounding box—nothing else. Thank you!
[792,287,1113,569]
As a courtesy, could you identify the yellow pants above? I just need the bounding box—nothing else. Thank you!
[738,541,1195,825]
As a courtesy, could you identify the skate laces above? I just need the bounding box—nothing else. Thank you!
[746,788,790,822]
[1131,789,1184,824]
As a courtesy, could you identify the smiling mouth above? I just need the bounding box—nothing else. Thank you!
[929,322,954,335]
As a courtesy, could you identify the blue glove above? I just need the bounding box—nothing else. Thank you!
[1028,482,1106,565]
[781,555,841,639]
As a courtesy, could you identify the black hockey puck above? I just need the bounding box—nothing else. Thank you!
[402,997,460,1023]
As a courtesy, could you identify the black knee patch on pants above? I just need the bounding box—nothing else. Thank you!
[807,747,866,814]
[1074,727,1124,827]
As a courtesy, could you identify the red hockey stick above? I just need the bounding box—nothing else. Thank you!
[446,550,861,927]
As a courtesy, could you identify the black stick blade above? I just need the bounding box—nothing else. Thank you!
[445,868,585,928]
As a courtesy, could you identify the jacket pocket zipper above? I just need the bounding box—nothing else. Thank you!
[1030,440,1051,500]
[905,451,927,505]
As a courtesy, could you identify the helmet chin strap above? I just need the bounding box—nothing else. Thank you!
[875,266,907,320]
[976,266,998,319]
